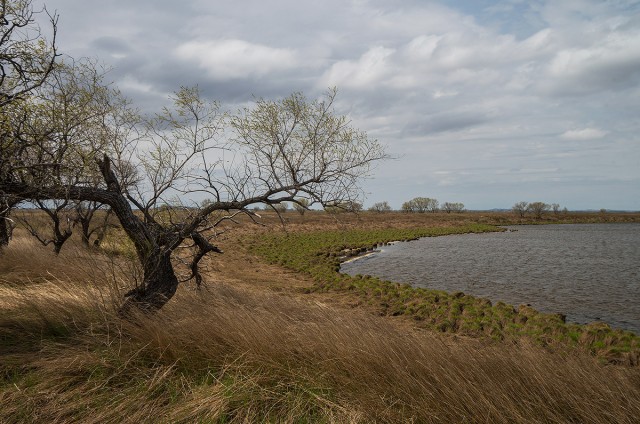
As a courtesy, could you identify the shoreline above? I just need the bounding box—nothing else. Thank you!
[250,222,640,364]
[339,223,640,335]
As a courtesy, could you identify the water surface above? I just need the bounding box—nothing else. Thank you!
[341,224,640,333]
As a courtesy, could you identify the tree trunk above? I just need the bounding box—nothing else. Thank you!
[80,219,91,247]
[0,217,11,247]
[3,157,185,312]
[123,249,180,312]
[52,234,71,255]
[0,201,17,247]
[51,217,72,255]
[93,156,183,312]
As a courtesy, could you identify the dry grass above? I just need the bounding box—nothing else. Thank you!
[2,233,640,423]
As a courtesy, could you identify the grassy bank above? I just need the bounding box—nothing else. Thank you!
[248,222,640,365]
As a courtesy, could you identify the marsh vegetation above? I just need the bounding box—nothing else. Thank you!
[2,211,640,422]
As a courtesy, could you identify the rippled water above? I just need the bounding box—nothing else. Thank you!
[341,224,640,333]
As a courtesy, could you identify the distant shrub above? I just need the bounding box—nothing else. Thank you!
[401,197,439,213]
[442,202,465,213]
[368,201,392,213]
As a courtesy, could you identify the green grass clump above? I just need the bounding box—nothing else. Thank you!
[250,223,497,280]
[249,224,640,364]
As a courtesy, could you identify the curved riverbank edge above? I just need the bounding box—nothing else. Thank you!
[249,223,640,366]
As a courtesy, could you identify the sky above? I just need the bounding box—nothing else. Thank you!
[43,0,640,210]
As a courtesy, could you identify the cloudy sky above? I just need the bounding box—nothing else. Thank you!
[46,0,640,210]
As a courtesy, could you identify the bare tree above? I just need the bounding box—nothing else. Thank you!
[527,201,550,219]
[442,202,465,213]
[292,197,310,215]
[2,86,386,311]
[512,201,528,218]
[427,198,439,213]
[4,59,121,252]
[369,201,392,213]
[412,197,429,213]
[1,97,27,247]
[273,202,288,213]
[325,200,363,214]
[17,199,74,254]
[402,197,439,213]
[73,200,115,247]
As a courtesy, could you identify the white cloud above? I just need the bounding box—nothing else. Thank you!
[320,46,395,89]
[535,3,640,96]
[119,75,154,94]
[433,90,459,99]
[546,33,640,90]
[174,39,298,80]
[520,28,555,53]
[405,35,442,60]
[561,128,608,140]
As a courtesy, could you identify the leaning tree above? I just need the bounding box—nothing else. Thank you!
[2,81,386,310]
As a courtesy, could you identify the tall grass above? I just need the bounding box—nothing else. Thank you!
[2,237,640,422]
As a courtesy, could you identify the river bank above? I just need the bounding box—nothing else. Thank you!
[248,217,640,365]
[341,223,640,334]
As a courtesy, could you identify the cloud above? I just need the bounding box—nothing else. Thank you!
[561,128,608,140]
[403,110,491,136]
[319,46,395,89]
[432,90,459,99]
[174,39,299,80]
[543,33,640,96]
[89,36,132,58]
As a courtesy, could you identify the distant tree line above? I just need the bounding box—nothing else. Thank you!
[441,202,466,214]
[368,201,392,213]
[400,197,465,213]
[362,198,467,213]
[325,201,362,214]
[402,197,439,213]
[512,201,567,219]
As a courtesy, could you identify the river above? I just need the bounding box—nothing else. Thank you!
[340,224,640,333]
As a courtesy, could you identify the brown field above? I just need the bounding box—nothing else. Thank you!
[1,210,640,423]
